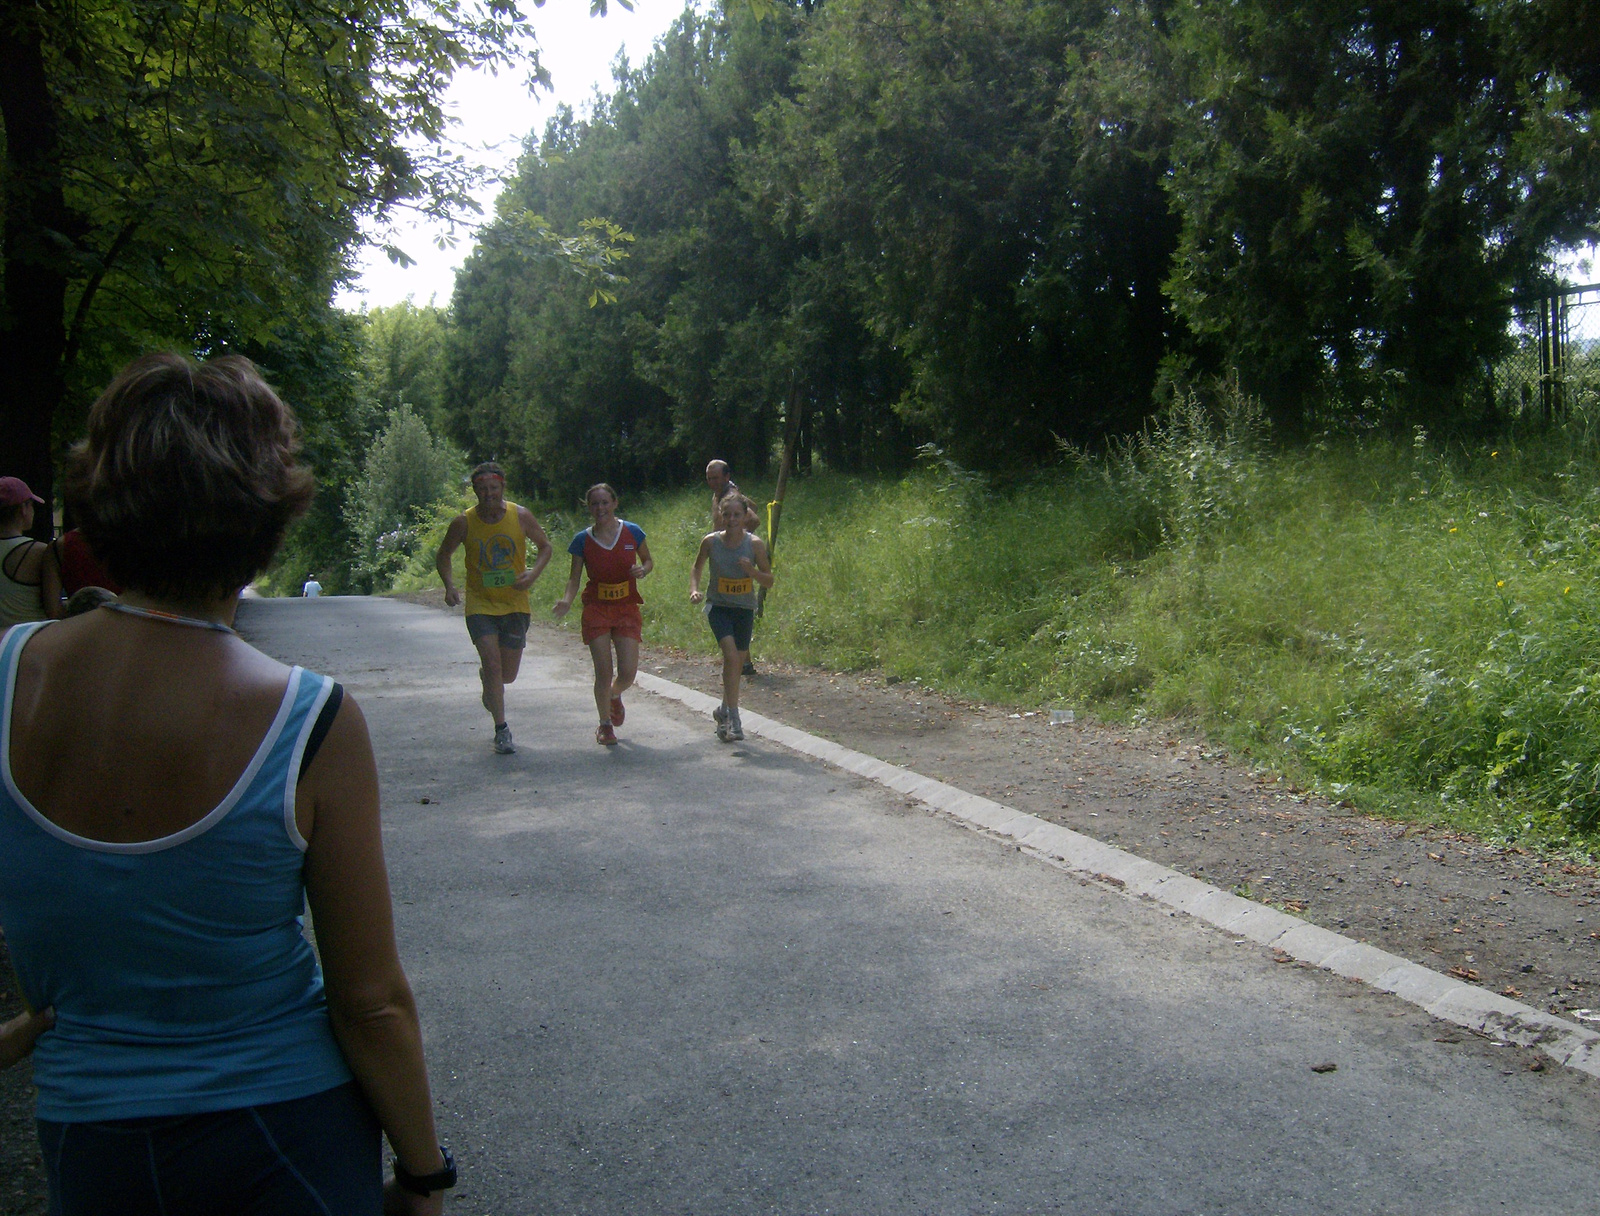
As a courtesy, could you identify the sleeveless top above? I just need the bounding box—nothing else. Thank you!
[463,502,529,617]
[705,531,758,610]
[0,537,48,629]
[0,622,353,1121]
[569,522,646,607]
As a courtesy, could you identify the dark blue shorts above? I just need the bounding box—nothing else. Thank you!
[39,1081,382,1216]
[707,605,755,652]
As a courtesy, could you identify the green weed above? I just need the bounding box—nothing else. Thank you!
[374,393,1600,849]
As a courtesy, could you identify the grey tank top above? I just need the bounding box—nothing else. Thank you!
[706,531,758,610]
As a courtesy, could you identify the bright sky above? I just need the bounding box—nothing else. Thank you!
[336,0,690,311]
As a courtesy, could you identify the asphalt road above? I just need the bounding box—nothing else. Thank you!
[239,596,1600,1216]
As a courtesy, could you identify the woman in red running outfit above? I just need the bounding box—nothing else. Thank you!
[552,484,653,745]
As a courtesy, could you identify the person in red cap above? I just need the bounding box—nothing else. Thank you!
[0,478,62,630]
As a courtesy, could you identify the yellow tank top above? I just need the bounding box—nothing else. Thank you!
[463,503,529,616]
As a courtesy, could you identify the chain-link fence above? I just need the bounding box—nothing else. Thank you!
[1489,282,1600,420]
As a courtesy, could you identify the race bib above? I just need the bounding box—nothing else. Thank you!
[596,580,629,602]
[717,576,753,596]
[480,569,517,588]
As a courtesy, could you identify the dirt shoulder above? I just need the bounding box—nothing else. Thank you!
[394,586,1600,1014]
[636,644,1600,1019]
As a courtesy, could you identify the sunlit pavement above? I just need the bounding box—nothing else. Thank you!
[241,595,1600,1216]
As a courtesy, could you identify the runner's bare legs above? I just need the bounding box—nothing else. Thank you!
[474,634,522,723]
[588,633,638,722]
[718,634,743,711]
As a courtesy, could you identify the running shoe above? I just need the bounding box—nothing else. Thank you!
[493,724,516,754]
[596,722,618,746]
[610,694,625,726]
[742,659,757,677]
[727,711,744,742]
[713,703,728,727]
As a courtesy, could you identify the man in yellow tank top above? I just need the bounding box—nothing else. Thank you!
[434,463,553,754]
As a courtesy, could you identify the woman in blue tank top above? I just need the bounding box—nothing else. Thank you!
[0,355,455,1215]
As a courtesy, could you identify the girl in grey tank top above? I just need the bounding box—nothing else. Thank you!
[690,495,774,741]
[705,531,759,611]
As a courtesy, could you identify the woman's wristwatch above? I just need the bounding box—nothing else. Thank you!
[394,1146,457,1196]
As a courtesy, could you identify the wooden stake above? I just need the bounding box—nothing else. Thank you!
[759,374,803,617]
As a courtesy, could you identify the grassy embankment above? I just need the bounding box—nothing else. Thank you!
[391,399,1600,850]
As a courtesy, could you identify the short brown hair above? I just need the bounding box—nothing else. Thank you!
[66,353,315,601]
[584,482,618,506]
[471,461,506,483]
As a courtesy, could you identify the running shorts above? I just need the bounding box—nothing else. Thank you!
[39,1081,382,1216]
[466,612,530,649]
[707,605,755,652]
[581,601,642,645]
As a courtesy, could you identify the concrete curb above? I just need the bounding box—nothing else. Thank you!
[635,672,1600,1079]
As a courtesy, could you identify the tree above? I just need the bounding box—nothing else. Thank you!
[0,0,538,530]
[359,300,452,436]
[1162,0,1600,429]
[345,403,462,591]
[748,0,1185,467]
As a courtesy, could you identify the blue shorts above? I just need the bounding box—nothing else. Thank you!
[38,1081,382,1216]
[707,604,755,652]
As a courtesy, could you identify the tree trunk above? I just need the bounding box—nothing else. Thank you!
[0,4,70,538]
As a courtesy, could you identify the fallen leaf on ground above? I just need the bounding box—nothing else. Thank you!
[1448,966,1482,981]
[1502,985,1524,998]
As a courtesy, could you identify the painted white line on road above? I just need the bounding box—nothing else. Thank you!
[635,671,1600,1078]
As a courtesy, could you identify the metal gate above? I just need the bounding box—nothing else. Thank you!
[1494,282,1600,420]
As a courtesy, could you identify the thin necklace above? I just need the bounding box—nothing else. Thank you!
[103,601,236,635]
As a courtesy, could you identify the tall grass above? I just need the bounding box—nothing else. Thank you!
[381,397,1600,847]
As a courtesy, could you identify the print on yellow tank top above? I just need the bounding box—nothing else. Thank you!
[464,502,530,616]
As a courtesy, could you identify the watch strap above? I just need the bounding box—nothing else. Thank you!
[394,1146,456,1196]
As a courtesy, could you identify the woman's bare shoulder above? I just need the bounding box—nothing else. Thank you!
[20,612,293,690]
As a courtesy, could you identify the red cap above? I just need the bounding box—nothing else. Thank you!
[0,477,43,507]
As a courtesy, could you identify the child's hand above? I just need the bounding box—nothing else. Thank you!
[690,590,704,604]
[551,599,572,619]
[737,557,756,575]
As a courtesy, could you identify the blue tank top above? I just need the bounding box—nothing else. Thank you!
[0,621,353,1121]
